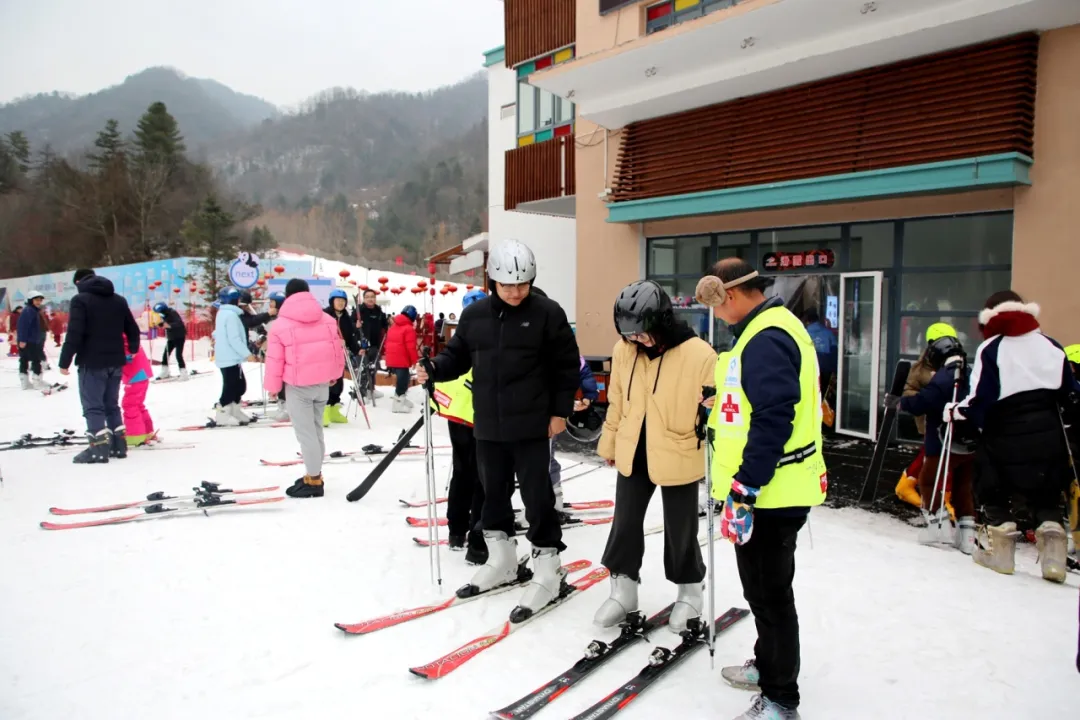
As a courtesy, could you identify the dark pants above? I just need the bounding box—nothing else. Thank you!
[736,513,807,710]
[78,366,123,434]
[18,343,44,375]
[602,469,705,583]
[975,442,1070,527]
[476,438,565,551]
[328,377,344,406]
[917,453,975,517]
[163,335,186,370]
[447,421,485,546]
[390,367,410,396]
[219,365,247,407]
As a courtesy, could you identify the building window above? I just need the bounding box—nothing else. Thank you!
[645,0,737,35]
[517,82,575,146]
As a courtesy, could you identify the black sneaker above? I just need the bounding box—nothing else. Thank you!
[286,475,324,498]
[447,534,465,551]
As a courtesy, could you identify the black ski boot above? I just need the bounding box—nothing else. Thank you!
[286,474,324,498]
[448,534,466,551]
[110,425,128,459]
[465,530,489,566]
[73,430,111,464]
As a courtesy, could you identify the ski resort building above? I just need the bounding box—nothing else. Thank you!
[491,0,1080,440]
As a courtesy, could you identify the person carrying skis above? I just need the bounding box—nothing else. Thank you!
[892,335,976,551]
[385,305,419,413]
[59,269,142,464]
[946,291,1080,582]
[153,301,189,381]
[697,258,827,720]
[415,239,580,622]
[17,291,48,390]
[212,287,255,426]
[433,288,487,564]
[264,279,345,499]
[593,280,716,634]
[323,288,361,426]
[120,313,155,449]
[355,288,388,401]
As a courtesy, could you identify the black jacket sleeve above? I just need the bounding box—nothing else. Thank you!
[431,317,473,382]
[737,328,801,490]
[241,312,270,330]
[58,297,87,369]
[543,301,581,418]
[341,317,361,354]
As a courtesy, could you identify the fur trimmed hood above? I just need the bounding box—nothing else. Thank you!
[979,301,1040,339]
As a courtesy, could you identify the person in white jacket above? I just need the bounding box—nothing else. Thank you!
[212,287,255,426]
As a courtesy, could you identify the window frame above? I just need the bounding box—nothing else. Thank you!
[517,82,575,139]
[645,0,738,35]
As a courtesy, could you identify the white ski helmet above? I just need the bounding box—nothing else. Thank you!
[26,291,45,302]
[487,239,537,285]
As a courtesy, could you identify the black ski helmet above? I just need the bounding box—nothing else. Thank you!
[239,290,253,305]
[613,280,673,338]
[927,336,964,370]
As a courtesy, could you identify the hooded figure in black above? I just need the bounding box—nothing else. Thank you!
[153,302,187,379]
[417,240,580,622]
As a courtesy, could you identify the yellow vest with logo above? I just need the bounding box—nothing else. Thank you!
[431,370,474,427]
[708,306,827,509]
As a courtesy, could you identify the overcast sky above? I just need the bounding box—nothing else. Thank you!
[0,0,504,107]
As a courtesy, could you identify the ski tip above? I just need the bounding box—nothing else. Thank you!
[408,667,435,680]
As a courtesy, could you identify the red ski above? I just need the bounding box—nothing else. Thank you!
[408,567,610,680]
[407,514,614,530]
[40,496,283,530]
[180,420,291,431]
[49,484,281,515]
[400,497,449,508]
[334,559,592,636]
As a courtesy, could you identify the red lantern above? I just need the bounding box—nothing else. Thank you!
[417,280,428,289]
[198,289,205,295]
[466,284,474,290]
[349,279,357,285]
[428,263,436,276]
[256,279,265,287]
[377,276,388,285]
[265,273,275,280]
[380,285,389,293]
[430,288,436,297]
[411,288,421,295]
[274,265,285,274]
[339,269,351,279]
[357,284,367,291]
[440,288,448,296]
[172,287,181,294]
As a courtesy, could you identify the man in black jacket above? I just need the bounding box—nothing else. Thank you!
[59,268,142,464]
[416,239,580,621]
[355,289,388,401]
[324,288,362,424]
[153,301,188,380]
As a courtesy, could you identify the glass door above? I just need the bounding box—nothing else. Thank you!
[836,272,883,439]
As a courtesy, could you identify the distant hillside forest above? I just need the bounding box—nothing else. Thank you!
[0,68,490,270]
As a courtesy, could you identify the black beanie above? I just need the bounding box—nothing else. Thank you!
[285,278,309,297]
[73,268,95,284]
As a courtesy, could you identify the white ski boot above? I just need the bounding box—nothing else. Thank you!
[176,370,189,382]
[31,374,48,391]
[19,373,32,390]
[158,366,171,380]
[273,399,290,422]
[722,659,761,691]
[511,547,567,622]
[228,403,253,425]
[733,694,800,720]
[918,509,955,547]
[401,394,415,409]
[1035,520,1068,583]
[457,530,519,597]
[669,581,704,633]
[391,395,409,413]
[213,403,241,427]
[593,573,639,628]
[954,516,977,555]
[973,521,1019,575]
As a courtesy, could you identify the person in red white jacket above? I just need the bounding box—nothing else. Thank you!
[384,305,419,414]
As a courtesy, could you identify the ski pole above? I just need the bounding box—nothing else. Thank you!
[928,359,962,531]
[421,348,443,588]
[699,385,717,669]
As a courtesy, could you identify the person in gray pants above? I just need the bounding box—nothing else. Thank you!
[263,278,347,498]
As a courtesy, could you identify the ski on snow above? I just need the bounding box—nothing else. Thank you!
[333,558,592,636]
[565,608,751,720]
[490,604,675,720]
[40,382,68,396]
[406,514,614,529]
[408,567,610,680]
[48,481,281,516]
[260,445,448,467]
[179,418,291,431]
[40,494,284,530]
[346,416,425,502]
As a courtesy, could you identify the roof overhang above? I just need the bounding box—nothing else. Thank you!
[483,45,506,68]
[513,195,576,218]
[530,0,1080,129]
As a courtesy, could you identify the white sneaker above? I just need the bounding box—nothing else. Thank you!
[593,573,639,628]
[955,516,977,555]
[213,404,241,427]
[513,547,567,621]
[733,694,800,720]
[669,581,704,633]
[722,659,761,691]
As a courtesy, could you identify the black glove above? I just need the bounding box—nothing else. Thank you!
[419,356,436,393]
[884,393,900,410]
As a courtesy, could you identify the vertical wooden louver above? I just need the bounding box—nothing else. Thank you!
[612,34,1038,203]
[505,137,576,211]
[505,0,576,67]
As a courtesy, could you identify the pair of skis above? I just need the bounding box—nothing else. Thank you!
[40,382,68,396]
[259,444,450,467]
[0,430,85,451]
[40,481,283,530]
[179,419,291,431]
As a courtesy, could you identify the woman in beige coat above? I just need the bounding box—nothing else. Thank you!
[595,280,717,632]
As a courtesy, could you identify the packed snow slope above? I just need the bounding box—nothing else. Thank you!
[0,348,1077,720]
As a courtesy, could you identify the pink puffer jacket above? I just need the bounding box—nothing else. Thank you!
[263,291,345,394]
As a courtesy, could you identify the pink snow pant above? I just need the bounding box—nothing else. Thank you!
[122,381,154,436]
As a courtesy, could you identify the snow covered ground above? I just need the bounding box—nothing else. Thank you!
[0,345,1077,720]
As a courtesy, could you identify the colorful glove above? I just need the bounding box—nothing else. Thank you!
[720,479,760,546]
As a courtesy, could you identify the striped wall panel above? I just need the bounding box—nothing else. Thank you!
[612,34,1038,202]
[505,0,576,68]
[506,136,576,211]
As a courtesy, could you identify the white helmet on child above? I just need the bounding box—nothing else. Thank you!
[26,291,45,302]
[487,239,537,285]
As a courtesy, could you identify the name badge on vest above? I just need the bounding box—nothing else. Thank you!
[717,392,744,426]
[434,388,452,410]
[724,357,740,388]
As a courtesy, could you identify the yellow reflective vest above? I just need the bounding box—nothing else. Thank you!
[708,306,827,509]
[431,370,474,427]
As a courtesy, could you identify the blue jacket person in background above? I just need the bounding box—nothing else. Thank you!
[16,290,47,389]
[212,287,256,427]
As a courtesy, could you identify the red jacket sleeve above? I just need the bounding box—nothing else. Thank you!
[406,324,419,366]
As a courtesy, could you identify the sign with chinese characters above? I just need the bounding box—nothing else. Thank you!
[761,249,836,272]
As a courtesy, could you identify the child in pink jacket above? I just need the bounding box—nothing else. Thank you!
[121,323,155,449]
[264,279,346,498]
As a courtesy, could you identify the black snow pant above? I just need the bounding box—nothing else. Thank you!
[601,469,705,584]
[735,512,808,710]
[975,438,1071,527]
[328,377,344,406]
[162,334,186,370]
[476,437,565,552]
[78,366,123,434]
[219,365,247,407]
[446,421,485,550]
[18,343,44,376]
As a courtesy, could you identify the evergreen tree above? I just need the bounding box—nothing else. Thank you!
[134,102,185,168]
[87,119,126,172]
[183,195,238,296]
[5,131,31,174]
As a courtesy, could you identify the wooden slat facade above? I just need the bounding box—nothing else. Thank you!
[612,35,1038,202]
[505,0,576,67]
[505,137,576,210]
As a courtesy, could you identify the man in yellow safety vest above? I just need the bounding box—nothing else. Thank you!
[696,257,827,720]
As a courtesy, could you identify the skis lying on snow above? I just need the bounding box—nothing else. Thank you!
[48,481,281,516]
[0,431,85,451]
[398,498,613,511]
[408,567,610,680]
[40,382,68,396]
[179,418,291,431]
[260,445,449,467]
[565,608,751,720]
[40,494,283,530]
[334,559,592,636]
[490,604,675,720]
[152,370,204,384]
[346,416,424,502]
[406,514,614,529]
